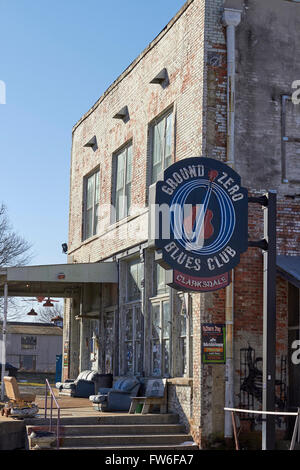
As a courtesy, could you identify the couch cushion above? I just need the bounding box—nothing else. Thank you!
[113,379,126,390]
[75,370,101,382]
[120,378,139,392]
[76,370,91,382]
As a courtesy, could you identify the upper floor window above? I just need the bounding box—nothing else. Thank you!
[83,169,100,240]
[113,143,133,222]
[150,109,173,184]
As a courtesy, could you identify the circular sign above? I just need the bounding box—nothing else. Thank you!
[153,157,248,278]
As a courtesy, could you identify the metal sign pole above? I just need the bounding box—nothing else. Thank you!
[262,191,277,450]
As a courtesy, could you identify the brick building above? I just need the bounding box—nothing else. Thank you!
[63,0,300,447]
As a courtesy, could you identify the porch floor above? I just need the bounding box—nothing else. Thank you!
[35,388,128,419]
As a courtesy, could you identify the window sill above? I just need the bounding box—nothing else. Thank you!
[81,233,99,246]
[109,208,149,231]
[167,377,193,387]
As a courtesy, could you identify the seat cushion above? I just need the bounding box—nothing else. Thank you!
[20,393,35,402]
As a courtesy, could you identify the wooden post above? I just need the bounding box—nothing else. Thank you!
[231,411,240,450]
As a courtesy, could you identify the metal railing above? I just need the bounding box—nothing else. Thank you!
[224,407,300,450]
[45,379,61,450]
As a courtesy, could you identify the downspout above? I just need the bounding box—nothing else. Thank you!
[222,7,242,440]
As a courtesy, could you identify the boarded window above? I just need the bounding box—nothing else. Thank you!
[21,336,37,350]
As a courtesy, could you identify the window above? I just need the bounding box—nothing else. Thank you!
[103,310,115,374]
[122,259,143,376]
[154,263,168,296]
[151,300,171,377]
[178,294,193,377]
[83,169,100,240]
[124,304,143,375]
[113,143,133,222]
[127,258,143,302]
[21,336,36,350]
[150,256,171,377]
[150,110,173,184]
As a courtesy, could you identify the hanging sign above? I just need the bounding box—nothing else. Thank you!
[201,323,226,364]
[150,156,248,291]
[166,270,230,292]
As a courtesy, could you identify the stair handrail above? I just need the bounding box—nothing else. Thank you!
[45,378,60,450]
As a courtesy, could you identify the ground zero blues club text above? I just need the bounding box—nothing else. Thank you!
[150,157,248,291]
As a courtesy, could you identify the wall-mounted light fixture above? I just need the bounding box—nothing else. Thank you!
[84,135,97,151]
[62,243,68,254]
[27,308,38,316]
[113,105,129,123]
[150,68,169,87]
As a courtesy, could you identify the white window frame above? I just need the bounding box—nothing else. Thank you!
[150,296,171,378]
[150,109,173,184]
[120,258,144,376]
[123,302,143,376]
[177,293,193,378]
[113,142,133,222]
[83,168,100,240]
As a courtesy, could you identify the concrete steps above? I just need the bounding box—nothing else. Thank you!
[25,413,179,426]
[25,413,198,450]
[60,444,197,451]
[61,423,185,436]
[59,433,192,448]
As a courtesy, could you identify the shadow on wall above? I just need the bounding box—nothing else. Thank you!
[167,382,193,433]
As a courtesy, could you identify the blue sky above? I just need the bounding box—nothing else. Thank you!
[0,0,186,268]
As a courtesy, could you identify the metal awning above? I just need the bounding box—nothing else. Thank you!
[277,255,300,288]
[0,262,118,298]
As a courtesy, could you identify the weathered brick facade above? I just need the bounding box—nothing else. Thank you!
[64,0,300,448]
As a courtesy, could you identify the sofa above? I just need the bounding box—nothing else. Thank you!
[89,377,141,411]
[56,371,112,398]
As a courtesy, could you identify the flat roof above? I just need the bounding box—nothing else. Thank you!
[0,262,118,298]
[0,323,63,336]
